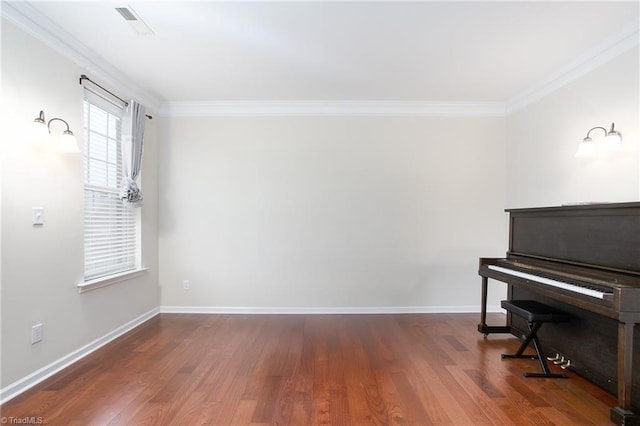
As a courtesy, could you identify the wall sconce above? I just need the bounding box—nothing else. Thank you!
[575,123,622,158]
[32,110,80,153]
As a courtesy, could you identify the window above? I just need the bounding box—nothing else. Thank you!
[83,90,139,281]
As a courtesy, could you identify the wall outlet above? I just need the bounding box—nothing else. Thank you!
[182,280,190,290]
[31,323,43,344]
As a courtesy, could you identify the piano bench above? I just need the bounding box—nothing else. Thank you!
[500,299,569,379]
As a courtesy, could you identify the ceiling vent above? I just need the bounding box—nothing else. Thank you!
[115,6,154,35]
[115,7,137,21]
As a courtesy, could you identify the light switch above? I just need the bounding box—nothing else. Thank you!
[32,207,44,226]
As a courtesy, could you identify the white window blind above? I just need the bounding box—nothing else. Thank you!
[83,90,138,281]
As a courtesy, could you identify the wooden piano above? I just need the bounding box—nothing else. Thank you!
[478,202,640,425]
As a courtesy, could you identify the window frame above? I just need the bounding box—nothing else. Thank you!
[80,89,144,292]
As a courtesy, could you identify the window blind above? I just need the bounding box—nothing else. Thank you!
[83,90,138,281]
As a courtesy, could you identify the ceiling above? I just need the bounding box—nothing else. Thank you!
[6,1,640,108]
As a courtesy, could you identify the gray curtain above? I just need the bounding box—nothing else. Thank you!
[119,100,145,207]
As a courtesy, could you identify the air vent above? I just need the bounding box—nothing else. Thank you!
[115,7,137,21]
[115,6,154,35]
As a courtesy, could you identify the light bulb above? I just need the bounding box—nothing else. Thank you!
[58,130,80,153]
[602,132,622,152]
[575,138,596,158]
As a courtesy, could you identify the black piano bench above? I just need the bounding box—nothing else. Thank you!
[500,300,569,378]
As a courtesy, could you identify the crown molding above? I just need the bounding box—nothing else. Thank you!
[506,20,640,115]
[1,1,162,112]
[159,100,507,117]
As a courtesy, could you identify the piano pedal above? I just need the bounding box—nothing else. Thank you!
[553,356,566,365]
[560,359,572,370]
[547,353,561,362]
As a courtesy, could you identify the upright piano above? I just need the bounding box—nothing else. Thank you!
[478,202,640,425]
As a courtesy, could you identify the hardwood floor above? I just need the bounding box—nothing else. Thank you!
[1,313,618,425]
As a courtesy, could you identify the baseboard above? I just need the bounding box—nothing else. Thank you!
[160,305,504,314]
[0,307,160,404]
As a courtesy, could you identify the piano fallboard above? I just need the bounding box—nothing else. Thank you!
[480,257,640,321]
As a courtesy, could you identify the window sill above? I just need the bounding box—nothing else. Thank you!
[78,268,148,293]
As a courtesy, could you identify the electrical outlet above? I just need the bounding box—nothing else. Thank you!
[32,323,43,344]
[182,280,190,290]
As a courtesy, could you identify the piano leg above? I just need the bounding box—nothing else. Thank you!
[477,275,510,335]
[610,321,640,426]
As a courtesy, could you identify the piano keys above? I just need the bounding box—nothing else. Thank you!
[478,202,640,425]
[487,264,611,299]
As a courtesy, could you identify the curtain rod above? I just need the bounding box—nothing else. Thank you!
[79,74,152,119]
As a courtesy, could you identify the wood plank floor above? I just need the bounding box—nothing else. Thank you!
[1,313,618,425]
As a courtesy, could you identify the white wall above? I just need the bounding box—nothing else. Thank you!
[159,115,507,310]
[506,47,640,207]
[0,19,159,389]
